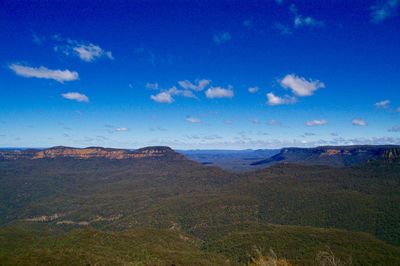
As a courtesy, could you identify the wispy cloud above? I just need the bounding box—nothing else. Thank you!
[294,16,324,28]
[388,125,400,132]
[374,99,390,109]
[280,74,325,97]
[305,119,328,126]
[32,32,45,45]
[53,36,113,62]
[61,92,89,102]
[371,0,399,22]
[248,86,260,93]
[146,82,160,90]
[290,4,324,28]
[115,127,129,132]
[178,79,211,91]
[268,119,281,126]
[168,86,196,98]
[186,117,201,123]
[352,118,368,126]
[273,23,293,36]
[266,92,296,106]
[243,19,253,27]
[205,86,234,99]
[9,64,78,83]
[213,32,232,44]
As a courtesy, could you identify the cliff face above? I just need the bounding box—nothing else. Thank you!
[382,148,400,162]
[0,146,180,160]
[251,145,400,167]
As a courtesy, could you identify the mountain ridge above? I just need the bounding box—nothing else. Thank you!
[0,146,180,160]
[251,145,400,167]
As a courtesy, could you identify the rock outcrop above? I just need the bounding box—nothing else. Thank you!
[0,146,180,160]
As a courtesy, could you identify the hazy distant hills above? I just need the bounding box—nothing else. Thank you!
[181,149,280,172]
[251,145,400,167]
[1,145,400,265]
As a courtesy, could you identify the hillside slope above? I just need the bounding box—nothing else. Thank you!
[0,145,399,264]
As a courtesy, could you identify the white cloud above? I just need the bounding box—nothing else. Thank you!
[150,86,196,104]
[280,74,325,96]
[352,118,368,126]
[374,99,390,109]
[150,92,174,104]
[289,4,324,28]
[248,87,260,93]
[53,36,113,62]
[72,44,114,62]
[266,92,296,106]
[9,64,78,83]
[305,119,328,126]
[213,32,232,44]
[168,86,196,98]
[146,82,159,90]
[205,86,234,99]
[178,79,211,91]
[251,119,261,124]
[371,0,399,22]
[294,16,324,28]
[115,127,128,132]
[186,117,201,123]
[61,92,89,102]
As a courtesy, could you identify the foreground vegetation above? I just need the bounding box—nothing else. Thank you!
[1,223,400,265]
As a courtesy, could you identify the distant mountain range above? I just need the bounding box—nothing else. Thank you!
[181,149,280,172]
[0,146,181,160]
[251,145,400,167]
[3,145,399,171]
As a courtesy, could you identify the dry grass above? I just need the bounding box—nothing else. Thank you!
[249,247,292,266]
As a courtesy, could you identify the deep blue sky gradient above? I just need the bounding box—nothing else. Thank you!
[0,0,399,149]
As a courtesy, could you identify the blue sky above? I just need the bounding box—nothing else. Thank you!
[0,0,399,149]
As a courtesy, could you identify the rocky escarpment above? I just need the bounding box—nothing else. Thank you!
[251,145,400,167]
[0,146,181,160]
[382,148,400,162]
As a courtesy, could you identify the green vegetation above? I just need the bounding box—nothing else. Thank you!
[0,225,228,265]
[0,147,399,265]
[202,223,400,265]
